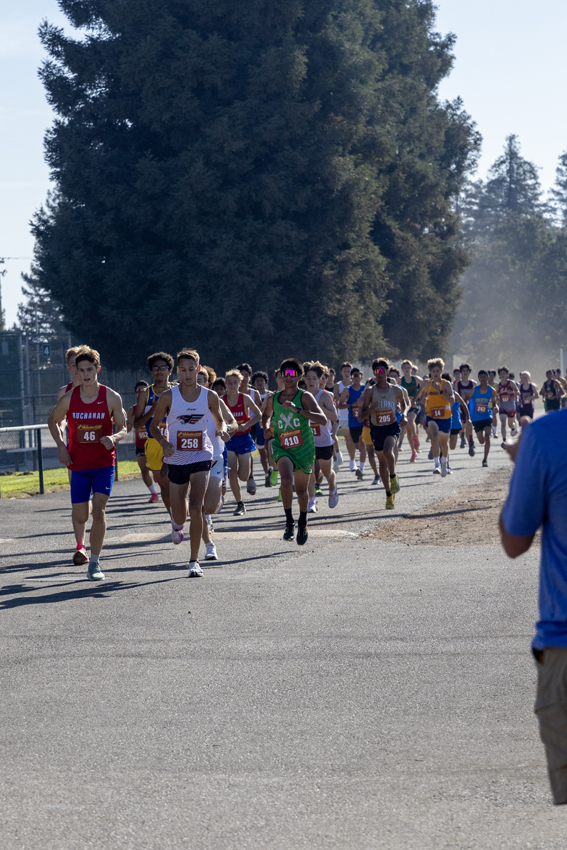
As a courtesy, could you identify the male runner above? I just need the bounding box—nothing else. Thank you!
[456,363,477,456]
[251,370,273,486]
[417,358,454,477]
[465,370,498,467]
[134,352,174,512]
[339,367,365,479]
[541,370,563,414]
[150,349,228,577]
[334,362,356,471]
[518,372,538,423]
[358,358,405,509]
[225,369,262,516]
[497,366,520,446]
[487,371,498,436]
[48,347,126,580]
[446,375,470,473]
[237,363,262,495]
[126,380,158,501]
[304,363,339,510]
[57,345,90,564]
[401,359,421,460]
[262,359,326,544]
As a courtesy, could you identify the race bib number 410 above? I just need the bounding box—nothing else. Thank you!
[177,430,203,451]
[281,429,304,449]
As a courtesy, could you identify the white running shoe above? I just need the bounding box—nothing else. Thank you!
[205,542,218,561]
[171,524,185,544]
[440,457,448,478]
[307,497,318,513]
[328,487,339,509]
[336,450,344,465]
[511,426,518,437]
[188,561,203,577]
[433,461,441,475]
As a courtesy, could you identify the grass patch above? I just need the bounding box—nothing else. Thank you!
[0,460,142,498]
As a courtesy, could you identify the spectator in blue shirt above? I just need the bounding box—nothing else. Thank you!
[500,408,567,804]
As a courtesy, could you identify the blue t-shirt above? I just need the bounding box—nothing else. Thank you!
[347,386,364,429]
[501,409,567,649]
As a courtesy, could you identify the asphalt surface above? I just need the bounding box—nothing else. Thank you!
[1,443,564,849]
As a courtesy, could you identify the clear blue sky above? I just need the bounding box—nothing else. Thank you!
[2,0,567,327]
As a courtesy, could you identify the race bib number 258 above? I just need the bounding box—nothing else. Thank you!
[177,430,203,451]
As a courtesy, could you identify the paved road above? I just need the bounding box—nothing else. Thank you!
[0,445,563,849]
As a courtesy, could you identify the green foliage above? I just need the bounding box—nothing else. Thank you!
[452,138,567,368]
[31,0,478,371]
[17,258,69,344]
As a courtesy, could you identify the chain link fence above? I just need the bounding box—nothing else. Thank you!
[0,331,147,470]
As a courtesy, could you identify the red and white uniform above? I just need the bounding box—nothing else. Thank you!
[226,393,251,433]
[312,390,334,447]
[498,381,516,412]
[164,385,214,466]
[67,384,115,471]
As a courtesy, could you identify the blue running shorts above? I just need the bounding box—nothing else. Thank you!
[71,466,115,504]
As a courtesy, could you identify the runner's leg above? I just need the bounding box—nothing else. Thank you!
[187,471,209,562]
[86,492,110,558]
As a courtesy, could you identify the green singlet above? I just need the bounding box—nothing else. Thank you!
[271,389,316,474]
[401,375,418,407]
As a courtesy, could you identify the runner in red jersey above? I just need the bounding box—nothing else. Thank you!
[48,347,126,581]
[127,380,159,502]
[56,345,90,565]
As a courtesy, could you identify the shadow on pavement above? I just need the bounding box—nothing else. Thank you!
[0,576,182,609]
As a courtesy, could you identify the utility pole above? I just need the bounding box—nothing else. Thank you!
[0,258,6,331]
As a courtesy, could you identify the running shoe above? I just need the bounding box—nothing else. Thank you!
[355,468,363,480]
[371,475,380,486]
[270,469,278,486]
[315,484,323,497]
[501,441,507,449]
[205,514,214,533]
[328,487,339,509]
[278,489,282,502]
[148,492,159,503]
[336,450,344,465]
[171,524,185,545]
[390,476,400,494]
[246,478,257,495]
[433,464,441,475]
[188,561,203,578]
[265,472,273,488]
[482,459,488,468]
[385,495,395,510]
[297,524,308,546]
[233,502,246,516]
[510,426,518,437]
[87,562,104,581]
[468,442,475,457]
[460,434,466,449]
[413,435,420,451]
[447,465,453,474]
[283,522,295,542]
[73,546,88,566]
[440,458,448,478]
[205,542,218,561]
[410,451,417,463]
[307,497,317,513]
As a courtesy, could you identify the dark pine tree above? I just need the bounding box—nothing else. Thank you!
[31,0,478,371]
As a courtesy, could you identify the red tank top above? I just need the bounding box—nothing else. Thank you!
[227,392,250,433]
[68,384,115,470]
[65,381,73,392]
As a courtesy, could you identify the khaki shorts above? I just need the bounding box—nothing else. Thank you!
[534,647,567,804]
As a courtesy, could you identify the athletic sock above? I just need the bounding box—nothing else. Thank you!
[349,460,356,471]
[148,483,157,494]
[468,436,474,445]
[298,510,307,527]
[434,457,440,467]
[171,519,184,530]
[285,508,293,524]
[386,490,392,498]
[390,473,396,480]
[359,462,366,472]
[89,555,100,566]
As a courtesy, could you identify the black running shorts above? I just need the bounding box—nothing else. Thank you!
[472,418,492,433]
[349,425,364,444]
[315,444,334,461]
[370,422,400,452]
[167,459,212,485]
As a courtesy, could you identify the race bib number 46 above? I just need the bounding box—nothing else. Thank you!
[77,423,102,443]
[281,429,304,449]
[177,430,203,451]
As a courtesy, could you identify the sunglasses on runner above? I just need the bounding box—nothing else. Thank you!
[374,367,385,375]
[151,365,170,371]
[282,369,298,377]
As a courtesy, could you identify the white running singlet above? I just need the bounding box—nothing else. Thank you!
[164,385,214,466]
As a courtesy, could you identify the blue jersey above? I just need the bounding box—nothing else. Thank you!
[451,400,462,431]
[469,386,493,422]
[144,384,169,437]
[347,386,364,429]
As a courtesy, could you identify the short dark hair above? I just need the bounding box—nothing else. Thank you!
[372,357,390,372]
[442,372,451,381]
[478,369,488,378]
[340,362,353,371]
[135,380,149,392]
[251,370,268,386]
[306,363,324,379]
[76,347,101,368]
[498,366,509,374]
[148,351,174,371]
[459,363,471,372]
[280,357,303,376]
[237,363,252,376]
[351,367,361,376]
[211,377,227,393]
[177,348,200,365]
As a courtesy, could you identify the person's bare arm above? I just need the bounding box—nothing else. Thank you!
[455,391,469,421]
[103,390,127,449]
[357,387,375,421]
[48,394,73,466]
[499,513,535,558]
[298,391,327,425]
[242,395,261,431]
[149,390,174,457]
[441,380,455,405]
[218,397,238,439]
[338,387,350,410]
[208,392,232,442]
[321,391,338,423]
[262,395,274,432]
[397,386,408,416]
[133,387,155,430]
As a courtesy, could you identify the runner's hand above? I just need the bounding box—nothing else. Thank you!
[504,417,530,464]
[217,428,230,442]
[101,436,114,450]
[58,445,72,467]
[161,440,176,458]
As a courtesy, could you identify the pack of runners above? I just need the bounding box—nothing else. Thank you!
[48,348,564,581]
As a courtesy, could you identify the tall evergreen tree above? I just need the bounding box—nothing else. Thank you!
[551,151,567,226]
[17,261,68,344]
[31,0,478,370]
